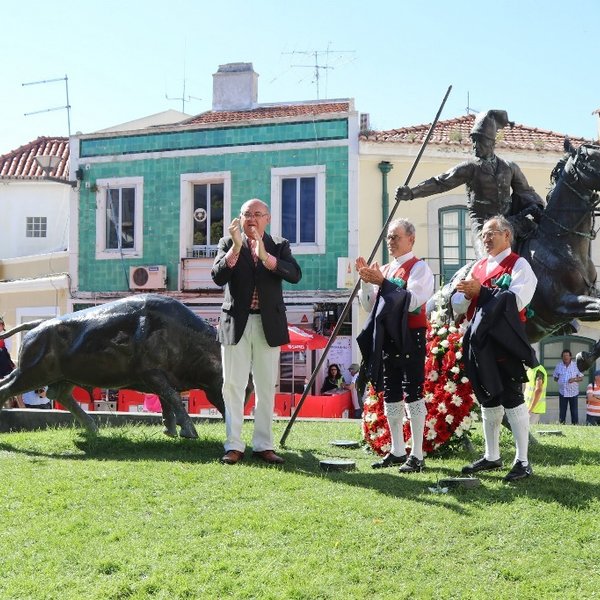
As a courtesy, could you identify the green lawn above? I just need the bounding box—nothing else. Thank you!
[0,420,599,599]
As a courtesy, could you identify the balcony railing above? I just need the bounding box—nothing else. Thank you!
[181,246,220,290]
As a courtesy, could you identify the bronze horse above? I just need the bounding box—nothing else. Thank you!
[522,143,600,370]
[432,144,600,370]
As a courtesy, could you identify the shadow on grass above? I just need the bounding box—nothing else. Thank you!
[2,422,599,513]
[0,426,226,464]
[275,432,600,514]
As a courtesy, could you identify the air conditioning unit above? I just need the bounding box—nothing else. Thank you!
[129,265,167,290]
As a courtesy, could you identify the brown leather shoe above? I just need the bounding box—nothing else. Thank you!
[221,450,244,465]
[252,450,284,464]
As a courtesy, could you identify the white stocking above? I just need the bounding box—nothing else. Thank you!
[504,403,530,465]
[405,398,426,460]
[481,405,505,462]
[384,401,406,457]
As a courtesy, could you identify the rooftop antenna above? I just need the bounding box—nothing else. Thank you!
[284,45,355,99]
[22,75,71,136]
[165,45,201,113]
[465,92,478,115]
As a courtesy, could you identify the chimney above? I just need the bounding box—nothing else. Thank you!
[212,63,259,112]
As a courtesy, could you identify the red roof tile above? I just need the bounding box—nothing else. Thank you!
[360,114,594,152]
[183,101,351,125]
[0,137,69,180]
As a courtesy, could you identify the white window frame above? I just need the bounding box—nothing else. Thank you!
[95,176,144,260]
[270,165,326,254]
[179,172,231,260]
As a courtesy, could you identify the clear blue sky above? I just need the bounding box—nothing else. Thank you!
[1,0,599,156]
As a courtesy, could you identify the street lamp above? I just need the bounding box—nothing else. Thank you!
[35,155,82,188]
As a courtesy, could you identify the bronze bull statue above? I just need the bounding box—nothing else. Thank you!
[0,294,225,438]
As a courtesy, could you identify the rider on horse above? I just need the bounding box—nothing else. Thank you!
[396,109,545,256]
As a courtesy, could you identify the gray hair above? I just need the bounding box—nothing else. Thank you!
[484,215,514,243]
[388,218,415,237]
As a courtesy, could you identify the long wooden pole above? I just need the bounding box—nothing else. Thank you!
[280,85,452,446]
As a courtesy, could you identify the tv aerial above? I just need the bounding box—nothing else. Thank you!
[22,75,72,136]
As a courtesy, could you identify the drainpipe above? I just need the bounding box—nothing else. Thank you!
[378,161,393,264]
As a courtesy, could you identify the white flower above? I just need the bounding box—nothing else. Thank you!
[455,351,463,360]
[444,380,457,393]
[470,410,479,421]
[431,346,440,355]
[440,339,450,349]
[424,393,435,403]
[365,412,377,424]
[451,394,463,406]
[381,443,391,454]
[450,366,460,374]
[427,370,439,382]
[438,326,448,336]
[426,417,437,429]
[438,402,447,414]
[449,326,458,334]
[461,376,469,384]
[445,414,454,424]
[426,428,437,440]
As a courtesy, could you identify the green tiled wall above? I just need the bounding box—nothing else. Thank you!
[80,119,348,157]
[79,145,348,293]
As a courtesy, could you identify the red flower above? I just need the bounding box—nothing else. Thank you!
[362,317,478,456]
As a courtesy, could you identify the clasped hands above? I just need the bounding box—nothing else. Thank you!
[455,276,482,299]
[355,257,384,286]
[228,217,267,261]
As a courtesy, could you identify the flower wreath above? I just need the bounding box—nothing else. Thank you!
[362,305,479,455]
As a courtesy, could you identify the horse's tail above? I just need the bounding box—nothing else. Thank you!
[0,320,44,340]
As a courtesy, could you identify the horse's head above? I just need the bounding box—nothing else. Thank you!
[564,144,600,193]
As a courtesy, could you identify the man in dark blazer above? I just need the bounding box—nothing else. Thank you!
[212,198,302,465]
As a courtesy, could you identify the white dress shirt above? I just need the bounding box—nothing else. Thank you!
[452,247,537,316]
[359,251,434,313]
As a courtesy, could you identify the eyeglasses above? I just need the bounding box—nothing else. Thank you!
[479,229,504,241]
[241,211,269,219]
[386,233,405,241]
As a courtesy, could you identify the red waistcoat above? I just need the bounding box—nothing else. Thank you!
[467,252,526,321]
[383,256,428,329]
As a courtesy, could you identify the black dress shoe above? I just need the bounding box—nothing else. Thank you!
[371,453,407,469]
[399,455,425,473]
[461,457,503,475]
[503,460,533,482]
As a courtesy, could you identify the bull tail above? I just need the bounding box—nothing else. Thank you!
[0,320,44,340]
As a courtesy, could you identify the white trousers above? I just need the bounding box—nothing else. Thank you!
[222,315,280,453]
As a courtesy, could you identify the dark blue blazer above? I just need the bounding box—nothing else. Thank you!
[211,233,302,347]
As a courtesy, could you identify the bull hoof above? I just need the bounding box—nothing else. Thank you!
[577,351,593,372]
[179,425,199,439]
[162,418,178,438]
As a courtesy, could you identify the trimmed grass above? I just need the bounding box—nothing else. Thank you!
[0,420,599,599]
